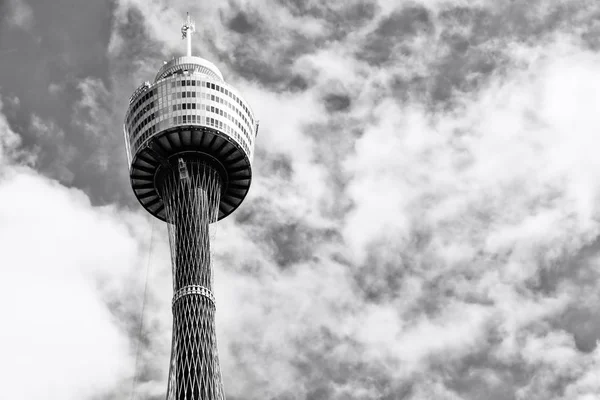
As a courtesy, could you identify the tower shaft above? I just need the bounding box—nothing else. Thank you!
[161,159,225,400]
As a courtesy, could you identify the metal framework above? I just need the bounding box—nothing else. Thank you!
[123,13,258,400]
[163,160,224,400]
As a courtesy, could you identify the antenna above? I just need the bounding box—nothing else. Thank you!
[181,12,196,57]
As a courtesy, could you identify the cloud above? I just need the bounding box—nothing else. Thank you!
[0,94,173,400]
[100,1,600,398]
[4,0,34,31]
[4,0,600,399]
[29,114,76,183]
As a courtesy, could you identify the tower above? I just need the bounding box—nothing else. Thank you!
[123,13,257,400]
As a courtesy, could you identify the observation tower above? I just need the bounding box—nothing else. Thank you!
[123,14,258,400]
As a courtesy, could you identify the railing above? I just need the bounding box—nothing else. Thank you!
[128,81,151,105]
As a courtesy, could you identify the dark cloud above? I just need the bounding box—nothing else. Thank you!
[0,0,124,201]
[563,306,600,353]
[213,2,377,91]
[261,152,294,180]
[357,4,434,65]
[373,1,600,109]
[280,0,378,42]
[209,33,314,90]
[300,119,360,221]
[286,74,310,92]
[236,197,340,268]
[353,235,424,304]
[288,326,402,399]
[323,93,351,113]
[227,10,256,34]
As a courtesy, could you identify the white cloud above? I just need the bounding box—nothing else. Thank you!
[0,95,167,400]
[11,0,600,398]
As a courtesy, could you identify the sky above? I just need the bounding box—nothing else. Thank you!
[2,0,600,399]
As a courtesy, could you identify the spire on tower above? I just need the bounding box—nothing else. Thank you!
[181,12,195,57]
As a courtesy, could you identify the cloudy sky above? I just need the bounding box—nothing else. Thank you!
[2,0,600,399]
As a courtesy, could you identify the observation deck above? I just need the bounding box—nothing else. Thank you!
[124,55,258,222]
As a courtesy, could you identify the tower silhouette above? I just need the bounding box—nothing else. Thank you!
[123,13,257,400]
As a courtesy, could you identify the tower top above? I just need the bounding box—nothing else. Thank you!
[181,12,195,57]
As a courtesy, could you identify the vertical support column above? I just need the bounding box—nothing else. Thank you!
[186,33,192,57]
[161,158,225,400]
[182,13,195,57]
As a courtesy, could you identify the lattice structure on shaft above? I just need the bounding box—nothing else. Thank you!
[162,160,225,400]
[123,13,258,400]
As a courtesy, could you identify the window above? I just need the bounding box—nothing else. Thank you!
[187,80,191,86]
[183,115,187,123]
[172,105,176,112]
[177,80,181,87]
[171,82,176,88]
[182,104,187,110]
[182,92,186,98]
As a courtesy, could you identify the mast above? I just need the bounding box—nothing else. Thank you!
[181,12,195,57]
